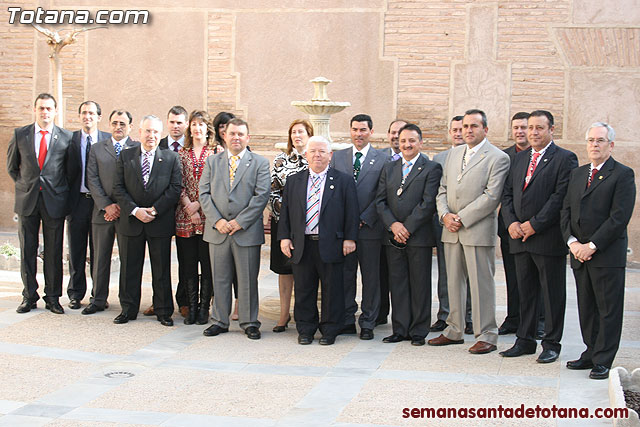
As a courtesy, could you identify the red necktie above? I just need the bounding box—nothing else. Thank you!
[38,130,48,170]
[588,168,599,188]
[523,152,541,190]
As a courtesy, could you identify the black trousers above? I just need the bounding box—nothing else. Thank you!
[292,239,345,338]
[66,194,94,300]
[18,193,64,302]
[176,234,213,300]
[386,244,432,338]
[573,264,625,368]
[378,245,390,320]
[118,230,174,318]
[514,252,566,352]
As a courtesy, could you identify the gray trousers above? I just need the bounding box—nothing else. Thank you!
[443,242,498,345]
[343,238,381,330]
[90,221,118,308]
[209,237,261,329]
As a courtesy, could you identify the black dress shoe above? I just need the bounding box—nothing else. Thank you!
[81,303,104,315]
[113,312,134,324]
[535,330,545,340]
[157,316,174,327]
[16,298,37,313]
[45,300,64,314]
[411,336,426,346]
[589,364,610,380]
[464,322,473,335]
[383,333,409,343]
[430,319,447,332]
[360,328,374,340]
[203,324,229,336]
[498,325,517,335]
[375,317,388,326]
[536,349,559,363]
[499,344,536,357]
[298,334,313,345]
[68,299,82,310]
[339,324,357,335]
[566,358,594,370]
[245,326,261,340]
[319,335,336,345]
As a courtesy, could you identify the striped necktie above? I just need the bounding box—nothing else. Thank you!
[402,160,413,179]
[142,151,151,188]
[306,175,322,233]
[114,142,122,157]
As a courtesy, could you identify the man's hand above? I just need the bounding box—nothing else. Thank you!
[103,203,120,221]
[569,242,595,263]
[280,239,294,258]
[228,219,243,235]
[343,239,356,256]
[521,221,536,242]
[508,221,524,239]
[443,213,462,233]
[135,207,156,223]
[215,218,232,234]
[184,201,200,216]
[390,221,410,244]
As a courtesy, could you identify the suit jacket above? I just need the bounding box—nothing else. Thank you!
[278,168,359,264]
[86,136,139,225]
[330,145,389,239]
[501,142,578,256]
[432,149,450,167]
[497,144,521,238]
[67,129,112,213]
[7,123,74,218]
[436,140,510,246]
[199,150,270,246]
[376,153,442,247]
[561,156,636,269]
[113,144,182,237]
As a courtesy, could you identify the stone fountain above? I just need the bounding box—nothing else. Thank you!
[275,77,351,152]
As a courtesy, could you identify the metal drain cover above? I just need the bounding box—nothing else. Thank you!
[104,371,135,378]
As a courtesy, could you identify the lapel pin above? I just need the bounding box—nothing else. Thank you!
[53,134,58,140]
[330,185,334,189]
[598,176,603,180]
[544,159,548,162]
[329,176,334,180]
[158,158,163,162]
[246,163,249,166]
[418,167,422,171]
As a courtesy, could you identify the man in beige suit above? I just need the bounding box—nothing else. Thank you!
[428,109,510,354]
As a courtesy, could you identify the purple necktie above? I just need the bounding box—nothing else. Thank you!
[142,151,151,188]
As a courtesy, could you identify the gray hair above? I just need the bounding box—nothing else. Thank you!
[140,114,163,129]
[306,135,332,152]
[585,122,615,142]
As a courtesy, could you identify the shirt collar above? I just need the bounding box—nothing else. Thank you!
[141,146,157,156]
[309,165,329,179]
[467,138,487,156]
[169,135,185,146]
[112,136,128,145]
[35,123,54,134]
[82,129,99,143]
[532,140,553,155]
[354,143,370,159]
[402,152,421,164]
[227,148,247,160]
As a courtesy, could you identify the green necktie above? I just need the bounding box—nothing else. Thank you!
[354,152,363,180]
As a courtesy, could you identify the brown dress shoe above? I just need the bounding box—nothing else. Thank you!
[143,305,155,316]
[180,306,189,318]
[427,334,465,346]
[468,341,497,354]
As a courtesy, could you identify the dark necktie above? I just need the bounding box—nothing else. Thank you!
[588,167,599,188]
[354,152,363,180]
[172,141,180,152]
[114,141,122,157]
[142,151,151,188]
[84,135,92,189]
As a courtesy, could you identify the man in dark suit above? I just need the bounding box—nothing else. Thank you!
[199,118,270,340]
[66,101,111,310]
[7,93,74,314]
[279,135,359,345]
[330,114,389,340]
[500,110,578,363]
[377,119,407,327]
[112,115,182,326]
[146,105,188,317]
[376,124,442,345]
[561,122,635,380]
[82,110,137,315]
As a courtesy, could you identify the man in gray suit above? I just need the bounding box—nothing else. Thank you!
[330,114,388,340]
[8,93,74,314]
[430,116,473,334]
[82,110,137,315]
[199,118,270,340]
[428,109,510,354]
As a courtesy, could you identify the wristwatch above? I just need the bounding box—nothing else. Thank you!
[588,241,597,251]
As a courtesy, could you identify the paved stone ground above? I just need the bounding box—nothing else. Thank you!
[0,236,638,426]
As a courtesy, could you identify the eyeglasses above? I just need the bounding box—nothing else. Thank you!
[587,138,609,145]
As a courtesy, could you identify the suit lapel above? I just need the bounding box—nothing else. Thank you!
[218,153,230,192]
[231,152,251,192]
[461,143,488,178]
[526,142,556,188]
[357,146,377,183]
[343,147,354,176]
[129,146,144,187]
[390,158,403,188]
[25,124,39,169]
[42,126,63,170]
[402,154,426,191]
[320,168,337,216]
[583,157,614,198]
[148,147,167,188]
[297,169,309,215]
